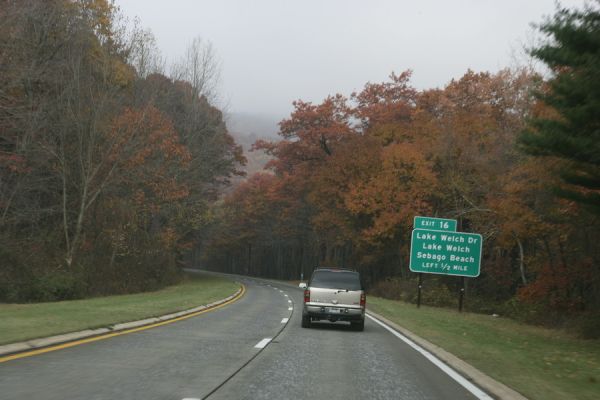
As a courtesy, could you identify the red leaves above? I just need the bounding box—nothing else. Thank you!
[352,70,417,132]
[260,95,356,174]
[110,105,191,169]
[517,260,593,311]
[107,105,191,250]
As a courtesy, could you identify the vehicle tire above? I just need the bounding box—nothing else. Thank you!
[301,315,311,328]
[351,319,364,331]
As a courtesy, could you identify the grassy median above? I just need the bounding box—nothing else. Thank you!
[0,273,239,345]
[368,297,600,400]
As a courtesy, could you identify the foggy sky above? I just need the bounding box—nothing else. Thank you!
[116,0,585,120]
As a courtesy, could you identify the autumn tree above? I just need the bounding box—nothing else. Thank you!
[128,27,165,78]
[352,70,417,142]
[132,73,245,265]
[171,36,222,104]
[0,0,245,301]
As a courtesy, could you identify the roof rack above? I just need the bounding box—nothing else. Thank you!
[314,267,356,272]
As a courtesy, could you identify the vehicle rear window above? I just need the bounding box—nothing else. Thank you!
[310,270,362,290]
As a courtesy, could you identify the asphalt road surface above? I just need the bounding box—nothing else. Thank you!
[0,273,488,399]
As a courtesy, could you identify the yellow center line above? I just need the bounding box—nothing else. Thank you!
[0,284,246,363]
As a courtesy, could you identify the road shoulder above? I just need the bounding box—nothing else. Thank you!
[0,285,244,360]
[367,310,528,400]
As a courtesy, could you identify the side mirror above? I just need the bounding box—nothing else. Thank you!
[298,282,307,289]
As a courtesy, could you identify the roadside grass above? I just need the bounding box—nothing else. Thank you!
[0,274,239,345]
[368,297,600,400]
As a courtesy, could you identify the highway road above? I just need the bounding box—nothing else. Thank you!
[0,273,489,399]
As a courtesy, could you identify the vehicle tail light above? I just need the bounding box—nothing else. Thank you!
[304,289,310,303]
[360,293,366,307]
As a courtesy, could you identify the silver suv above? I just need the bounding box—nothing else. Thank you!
[299,268,365,331]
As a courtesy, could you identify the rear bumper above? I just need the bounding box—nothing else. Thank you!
[303,305,364,321]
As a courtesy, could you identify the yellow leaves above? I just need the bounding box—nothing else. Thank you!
[77,0,117,39]
[111,60,135,88]
[159,227,178,249]
[152,179,190,203]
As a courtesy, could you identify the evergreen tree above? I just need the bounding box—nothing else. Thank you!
[520,2,600,213]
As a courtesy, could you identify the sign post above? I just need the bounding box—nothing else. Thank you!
[458,277,465,312]
[417,273,423,308]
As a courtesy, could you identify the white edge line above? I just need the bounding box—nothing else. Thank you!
[366,315,493,400]
[254,338,272,349]
[281,318,289,323]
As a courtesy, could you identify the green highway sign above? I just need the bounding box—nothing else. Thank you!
[414,216,457,232]
[409,229,482,277]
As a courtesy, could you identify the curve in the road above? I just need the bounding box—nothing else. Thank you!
[1,277,296,400]
[0,274,499,400]
[0,284,246,364]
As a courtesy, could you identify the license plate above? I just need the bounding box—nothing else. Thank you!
[327,307,342,314]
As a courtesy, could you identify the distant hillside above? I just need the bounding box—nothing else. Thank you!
[230,131,273,177]
[226,112,281,138]
[225,112,281,187]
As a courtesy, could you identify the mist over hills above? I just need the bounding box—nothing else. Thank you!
[226,112,282,139]
[225,112,280,181]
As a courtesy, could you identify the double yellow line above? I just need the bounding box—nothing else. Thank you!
[0,284,246,363]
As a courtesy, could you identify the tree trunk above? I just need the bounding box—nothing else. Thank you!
[515,236,527,285]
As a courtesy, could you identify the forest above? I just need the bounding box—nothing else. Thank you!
[1,1,598,337]
[0,0,244,301]
[202,4,600,335]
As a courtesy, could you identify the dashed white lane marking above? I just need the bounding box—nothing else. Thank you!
[281,318,289,323]
[288,307,293,311]
[284,294,288,297]
[367,315,493,400]
[254,338,272,349]
[288,300,292,303]
[182,398,200,400]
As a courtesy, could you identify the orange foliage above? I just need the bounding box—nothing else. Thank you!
[110,105,191,206]
[518,259,593,311]
[352,70,417,142]
[210,67,600,315]
[344,142,437,242]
